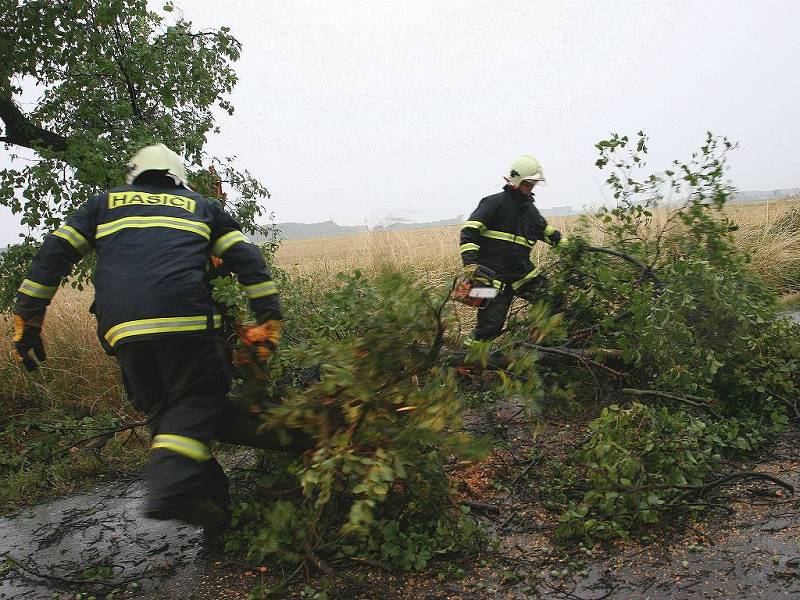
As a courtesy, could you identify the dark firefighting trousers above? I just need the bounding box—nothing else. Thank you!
[473,286,515,341]
[116,335,231,527]
[472,275,558,341]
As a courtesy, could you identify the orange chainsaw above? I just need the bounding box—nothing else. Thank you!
[452,265,500,309]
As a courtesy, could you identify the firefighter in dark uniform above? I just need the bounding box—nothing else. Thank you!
[11,144,282,528]
[460,155,562,342]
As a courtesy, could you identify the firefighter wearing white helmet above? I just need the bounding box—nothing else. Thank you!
[12,142,283,530]
[505,155,546,188]
[126,142,189,188]
[458,154,563,342]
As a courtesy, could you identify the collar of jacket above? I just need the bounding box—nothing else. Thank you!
[502,184,534,205]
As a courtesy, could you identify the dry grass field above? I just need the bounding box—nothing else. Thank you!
[0,285,122,410]
[275,197,800,291]
[3,197,799,407]
[274,215,575,286]
[726,198,800,291]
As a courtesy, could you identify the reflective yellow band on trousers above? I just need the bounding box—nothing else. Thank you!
[481,229,534,248]
[460,243,480,253]
[104,314,222,347]
[512,268,541,291]
[18,278,59,300]
[96,216,211,240]
[151,434,211,462]
[53,225,91,256]
[212,230,249,257]
[243,281,278,299]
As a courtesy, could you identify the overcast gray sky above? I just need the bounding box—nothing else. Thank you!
[2,0,799,244]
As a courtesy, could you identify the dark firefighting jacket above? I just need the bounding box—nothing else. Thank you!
[15,184,281,352]
[460,185,559,291]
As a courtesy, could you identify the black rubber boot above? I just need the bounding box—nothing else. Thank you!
[144,457,231,531]
[145,493,230,530]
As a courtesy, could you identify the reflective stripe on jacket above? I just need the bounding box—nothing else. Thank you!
[16,184,282,350]
[460,185,557,284]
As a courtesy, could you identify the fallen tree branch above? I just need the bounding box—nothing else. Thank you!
[698,471,795,496]
[511,454,543,487]
[583,245,664,287]
[518,342,626,378]
[621,388,721,417]
[567,309,633,340]
[47,421,149,459]
[603,469,794,499]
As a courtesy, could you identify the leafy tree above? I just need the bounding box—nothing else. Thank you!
[0,0,270,305]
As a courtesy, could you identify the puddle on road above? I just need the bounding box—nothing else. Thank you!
[0,480,203,600]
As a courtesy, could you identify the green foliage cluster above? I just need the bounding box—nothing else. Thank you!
[222,269,531,572]
[0,0,270,309]
[363,505,484,571]
[546,133,800,542]
[555,402,786,541]
[0,237,38,309]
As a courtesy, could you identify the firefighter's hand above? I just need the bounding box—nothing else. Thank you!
[236,319,282,365]
[461,264,479,277]
[548,230,563,246]
[12,314,46,371]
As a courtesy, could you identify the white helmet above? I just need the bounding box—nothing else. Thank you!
[125,143,188,187]
[505,155,545,187]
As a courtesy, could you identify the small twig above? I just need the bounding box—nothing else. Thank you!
[597,470,794,499]
[304,547,336,580]
[499,509,518,531]
[683,501,735,515]
[304,546,367,595]
[263,561,305,599]
[511,454,542,487]
[254,485,302,499]
[37,420,148,434]
[621,388,722,418]
[684,523,715,546]
[1,552,156,590]
[460,499,501,513]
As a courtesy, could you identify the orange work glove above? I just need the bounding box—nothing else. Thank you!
[12,314,46,371]
[235,320,282,366]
